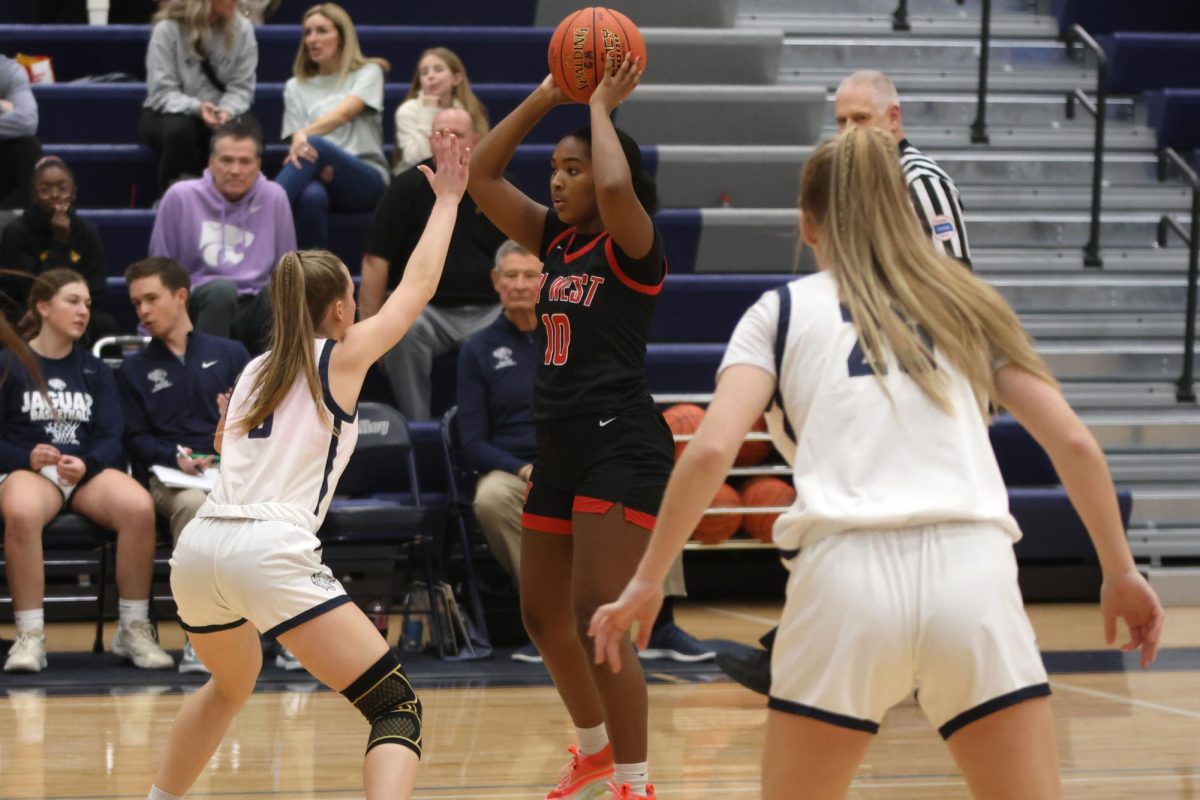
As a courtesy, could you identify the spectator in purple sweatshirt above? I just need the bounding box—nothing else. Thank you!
[148,116,295,353]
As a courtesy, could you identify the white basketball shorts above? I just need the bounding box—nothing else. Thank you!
[769,522,1050,738]
[170,514,350,640]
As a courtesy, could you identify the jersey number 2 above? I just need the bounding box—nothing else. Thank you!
[248,413,274,439]
[541,313,571,366]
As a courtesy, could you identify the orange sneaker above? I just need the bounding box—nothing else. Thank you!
[545,744,615,799]
[610,783,656,799]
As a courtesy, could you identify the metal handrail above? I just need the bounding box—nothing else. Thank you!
[892,0,911,31]
[1064,24,1107,268]
[954,0,993,143]
[1155,148,1200,403]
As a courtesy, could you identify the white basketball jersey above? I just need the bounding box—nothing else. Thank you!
[718,272,1020,553]
[205,338,359,531]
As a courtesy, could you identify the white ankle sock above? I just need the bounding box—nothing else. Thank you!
[118,598,150,628]
[14,609,43,633]
[576,722,609,756]
[147,785,182,800]
[614,762,648,794]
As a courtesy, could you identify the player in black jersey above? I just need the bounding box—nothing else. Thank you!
[468,54,665,800]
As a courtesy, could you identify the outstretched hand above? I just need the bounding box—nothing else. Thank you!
[1101,568,1165,669]
[590,52,642,113]
[417,131,470,203]
[587,575,663,674]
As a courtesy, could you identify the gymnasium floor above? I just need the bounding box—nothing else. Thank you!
[1,602,1198,799]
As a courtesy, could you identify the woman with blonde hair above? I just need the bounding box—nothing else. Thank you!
[392,47,489,173]
[276,2,390,249]
[145,132,469,800]
[141,0,258,195]
[590,127,1164,800]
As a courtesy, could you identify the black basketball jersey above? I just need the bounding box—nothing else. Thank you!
[533,210,666,421]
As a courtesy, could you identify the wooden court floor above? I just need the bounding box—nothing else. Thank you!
[1,602,1198,799]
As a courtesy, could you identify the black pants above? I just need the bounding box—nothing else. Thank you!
[189,280,273,354]
[140,108,212,196]
[0,136,43,209]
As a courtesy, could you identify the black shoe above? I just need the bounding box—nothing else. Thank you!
[714,643,772,696]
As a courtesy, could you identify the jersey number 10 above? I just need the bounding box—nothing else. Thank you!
[541,313,571,366]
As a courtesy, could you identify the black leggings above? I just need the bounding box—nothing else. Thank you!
[140,108,212,196]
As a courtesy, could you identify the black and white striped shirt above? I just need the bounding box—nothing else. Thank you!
[899,139,972,268]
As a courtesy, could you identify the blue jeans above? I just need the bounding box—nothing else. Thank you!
[274,135,387,249]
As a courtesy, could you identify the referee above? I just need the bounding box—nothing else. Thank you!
[717,69,977,696]
[834,69,972,268]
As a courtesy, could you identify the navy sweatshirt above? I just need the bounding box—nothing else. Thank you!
[0,344,125,479]
[456,314,538,476]
[116,330,250,468]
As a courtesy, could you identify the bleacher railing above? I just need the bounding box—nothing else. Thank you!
[958,0,993,144]
[1155,148,1200,403]
[1064,24,1108,268]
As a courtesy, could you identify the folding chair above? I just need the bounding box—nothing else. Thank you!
[437,405,491,644]
[320,402,450,654]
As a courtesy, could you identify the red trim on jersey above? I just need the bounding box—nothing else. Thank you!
[522,512,572,535]
[623,507,657,531]
[544,227,575,258]
[572,496,615,515]
[604,238,666,296]
[562,231,607,264]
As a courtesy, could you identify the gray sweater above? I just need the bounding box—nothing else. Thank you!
[143,14,258,117]
[0,56,38,139]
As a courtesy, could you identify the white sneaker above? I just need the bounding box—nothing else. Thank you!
[275,644,303,671]
[112,620,174,669]
[3,629,47,673]
[178,639,210,674]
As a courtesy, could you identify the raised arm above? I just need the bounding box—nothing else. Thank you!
[589,364,776,672]
[588,54,653,260]
[466,77,567,253]
[995,364,1164,667]
[332,132,468,380]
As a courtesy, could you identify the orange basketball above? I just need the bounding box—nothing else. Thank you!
[662,403,705,461]
[739,477,796,543]
[734,415,773,467]
[692,483,742,545]
[547,7,647,104]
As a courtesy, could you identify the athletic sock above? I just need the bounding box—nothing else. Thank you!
[614,762,649,795]
[147,785,183,800]
[118,598,150,628]
[652,596,675,632]
[14,608,44,633]
[576,722,609,756]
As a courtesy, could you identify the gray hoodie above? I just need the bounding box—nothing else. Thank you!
[143,14,258,117]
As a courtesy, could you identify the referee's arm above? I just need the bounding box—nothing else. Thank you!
[909,175,973,269]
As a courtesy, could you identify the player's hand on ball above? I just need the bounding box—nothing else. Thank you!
[419,130,470,203]
[536,74,571,107]
[590,52,642,112]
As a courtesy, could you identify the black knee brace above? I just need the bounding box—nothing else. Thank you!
[341,649,422,758]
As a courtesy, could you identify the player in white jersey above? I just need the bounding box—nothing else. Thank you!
[145,131,470,800]
[590,128,1164,800]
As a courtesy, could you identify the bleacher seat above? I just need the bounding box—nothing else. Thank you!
[31,82,589,146]
[1099,34,1200,94]
[1146,89,1200,152]
[1053,0,1200,36]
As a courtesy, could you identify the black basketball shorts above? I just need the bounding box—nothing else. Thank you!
[522,411,674,535]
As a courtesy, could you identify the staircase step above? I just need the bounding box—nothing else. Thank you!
[1108,453,1200,484]
[1144,566,1200,600]
[781,67,1106,94]
[781,36,1084,72]
[1023,312,1199,340]
[1077,410,1200,450]
[1041,341,1189,381]
[1060,382,1186,409]
[842,124,1157,151]
[973,249,1191,273]
[1129,487,1200,526]
[988,275,1186,313]
[740,12,1059,39]
[895,93,1137,127]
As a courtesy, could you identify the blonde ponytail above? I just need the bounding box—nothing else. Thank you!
[234,250,348,434]
[801,128,1056,416]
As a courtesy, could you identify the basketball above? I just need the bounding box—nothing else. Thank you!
[739,476,796,543]
[734,414,773,467]
[691,483,742,544]
[547,7,647,104]
[662,402,705,460]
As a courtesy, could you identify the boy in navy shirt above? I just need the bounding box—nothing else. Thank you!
[116,257,250,674]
